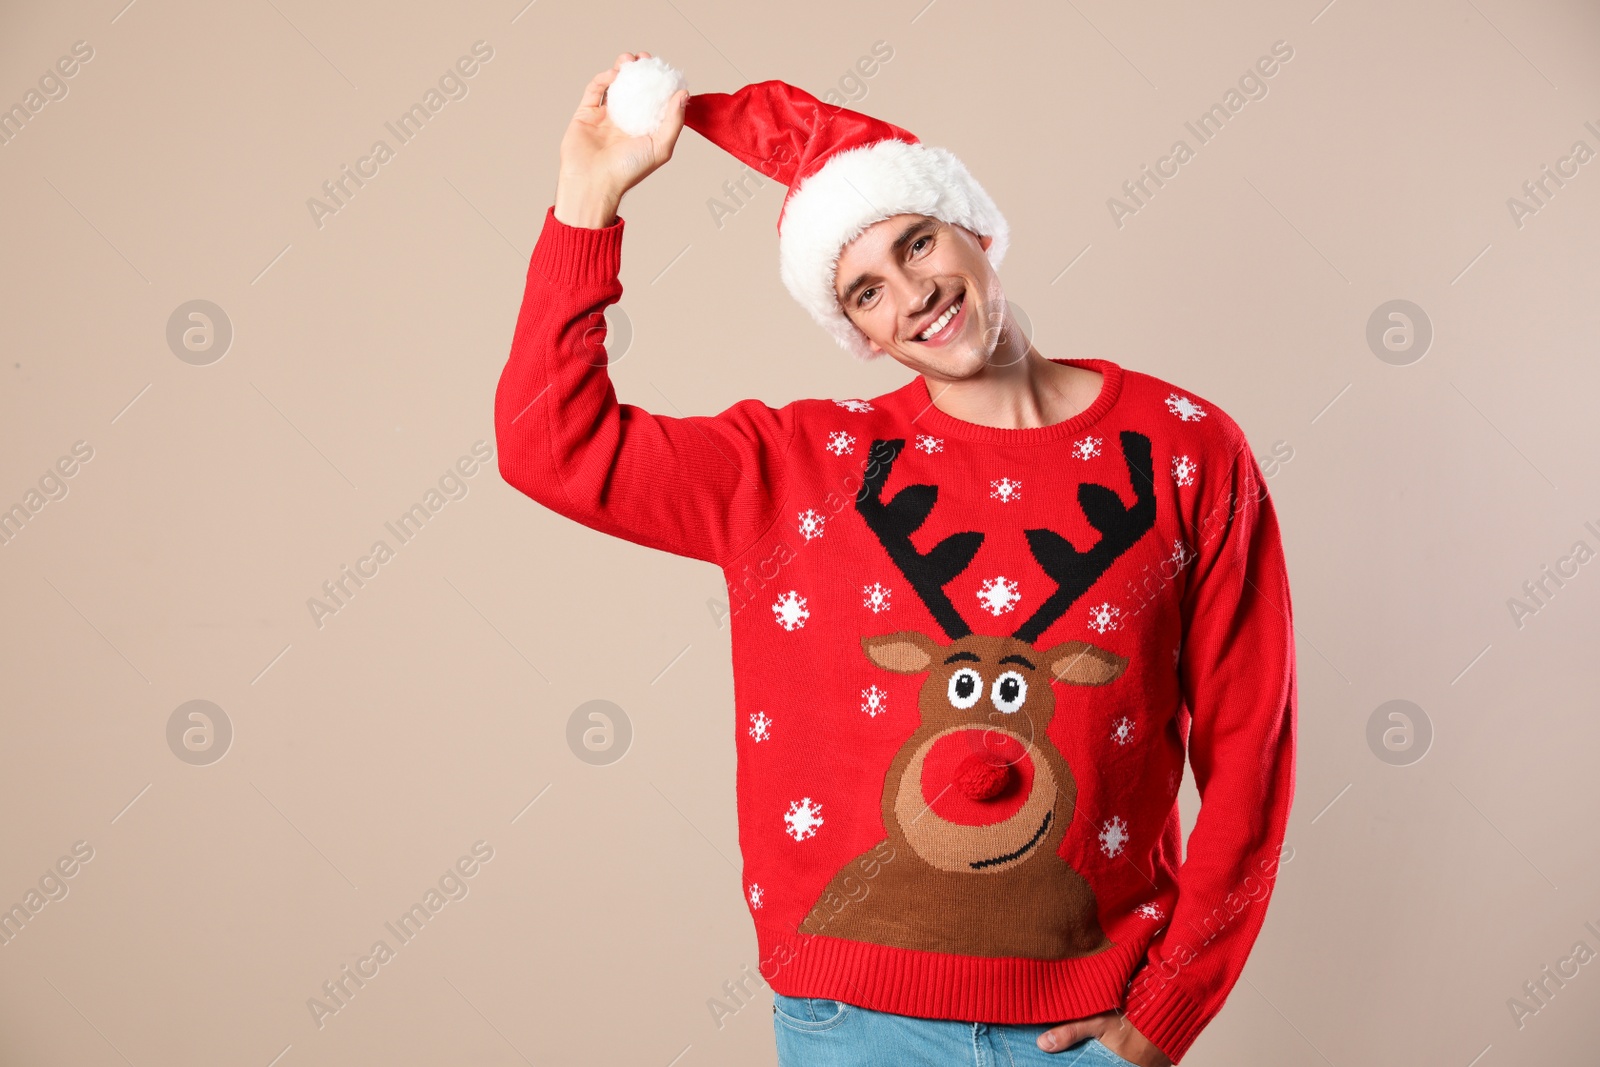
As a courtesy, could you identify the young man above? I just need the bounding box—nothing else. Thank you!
[495,53,1297,1067]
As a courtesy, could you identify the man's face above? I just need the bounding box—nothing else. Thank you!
[833,213,1007,379]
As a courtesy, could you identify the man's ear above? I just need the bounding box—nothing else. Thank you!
[978,232,993,252]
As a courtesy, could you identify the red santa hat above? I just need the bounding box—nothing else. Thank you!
[604,55,1010,361]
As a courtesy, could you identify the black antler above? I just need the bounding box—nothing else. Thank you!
[855,439,984,640]
[1012,430,1157,644]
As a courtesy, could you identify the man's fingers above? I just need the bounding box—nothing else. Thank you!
[1036,1023,1086,1053]
[579,52,645,111]
[579,66,621,110]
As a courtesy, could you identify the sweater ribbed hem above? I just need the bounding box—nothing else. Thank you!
[757,926,1149,1024]
[1122,973,1211,1063]
[531,204,624,288]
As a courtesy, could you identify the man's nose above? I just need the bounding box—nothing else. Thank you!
[897,281,938,329]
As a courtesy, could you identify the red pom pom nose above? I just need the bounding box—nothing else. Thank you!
[954,753,1013,801]
[923,731,1033,826]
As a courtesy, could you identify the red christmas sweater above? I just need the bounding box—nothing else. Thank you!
[496,205,1298,1063]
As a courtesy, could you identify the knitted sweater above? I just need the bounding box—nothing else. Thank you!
[495,205,1298,1064]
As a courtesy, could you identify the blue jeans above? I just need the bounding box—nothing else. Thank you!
[772,993,1140,1067]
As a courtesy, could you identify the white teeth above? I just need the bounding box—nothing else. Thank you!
[917,296,962,341]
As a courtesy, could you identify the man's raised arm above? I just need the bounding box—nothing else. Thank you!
[495,53,796,566]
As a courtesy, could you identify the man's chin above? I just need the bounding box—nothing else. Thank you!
[885,339,995,381]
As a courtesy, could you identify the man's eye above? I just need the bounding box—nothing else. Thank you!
[853,235,934,307]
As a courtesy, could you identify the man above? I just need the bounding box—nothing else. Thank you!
[495,52,1297,1067]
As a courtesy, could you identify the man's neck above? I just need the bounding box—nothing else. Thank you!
[922,348,1104,431]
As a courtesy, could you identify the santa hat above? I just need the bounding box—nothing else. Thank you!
[604,55,1010,361]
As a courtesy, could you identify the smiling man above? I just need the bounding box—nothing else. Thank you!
[495,53,1298,1067]
[832,210,1108,434]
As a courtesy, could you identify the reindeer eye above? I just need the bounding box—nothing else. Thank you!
[947,667,983,709]
[991,671,1027,714]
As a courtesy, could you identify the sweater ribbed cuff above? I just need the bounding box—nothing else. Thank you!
[530,204,624,288]
[1122,974,1211,1064]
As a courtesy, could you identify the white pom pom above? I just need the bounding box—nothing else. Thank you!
[605,56,688,137]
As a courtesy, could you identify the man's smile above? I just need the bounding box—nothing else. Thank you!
[910,287,968,345]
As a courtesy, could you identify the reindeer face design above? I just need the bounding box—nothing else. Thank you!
[861,630,1126,877]
[797,432,1156,960]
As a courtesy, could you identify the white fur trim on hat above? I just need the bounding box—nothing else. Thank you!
[605,56,688,137]
[778,138,1010,361]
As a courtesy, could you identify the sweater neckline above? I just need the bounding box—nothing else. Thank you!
[904,357,1124,445]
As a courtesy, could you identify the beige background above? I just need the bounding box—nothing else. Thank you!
[3,0,1599,1064]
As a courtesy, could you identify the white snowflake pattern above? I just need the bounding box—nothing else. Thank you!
[797,508,826,541]
[1172,645,1181,667]
[914,434,944,454]
[1110,716,1135,746]
[748,883,764,909]
[861,685,889,718]
[1164,393,1208,422]
[1168,767,1182,795]
[825,430,856,456]
[1071,435,1103,460]
[1171,455,1197,487]
[1087,601,1122,633]
[977,576,1022,616]
[1099,815,1130,858]
[834,398,874,413]
[749,711,772,743]
[784,797,824,841]
[772,590,811,631]
[990,477,1023,503]
[1135,902,1164,921]
[863,582,892,613]
[1167,539,1193,569]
